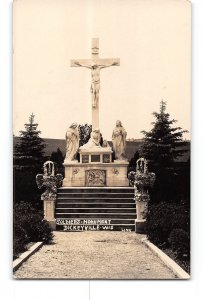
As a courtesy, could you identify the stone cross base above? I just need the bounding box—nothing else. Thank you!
[63,161,129,187]
[43,199,56,230]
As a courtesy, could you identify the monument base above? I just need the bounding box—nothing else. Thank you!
[135,219,146,233]
[43,199,57,230]
[48,220,56,231]
[63,161,129,187]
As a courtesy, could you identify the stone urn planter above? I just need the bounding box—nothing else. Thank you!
[36,161,63,230]
[128,158,155,233]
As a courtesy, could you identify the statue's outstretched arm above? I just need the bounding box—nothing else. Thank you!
[100,61,119,69]
[73,61,91,68]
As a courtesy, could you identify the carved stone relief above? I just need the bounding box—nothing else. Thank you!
[85,169,106,186]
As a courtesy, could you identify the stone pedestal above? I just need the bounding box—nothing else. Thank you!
[63,161,129,187]
[79,145,113,164]
[135,219,146,233]
[63,145,129,187]
[135,200,148,234]
[43,198,56,230]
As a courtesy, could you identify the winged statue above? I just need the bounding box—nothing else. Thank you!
[36,161,63,201]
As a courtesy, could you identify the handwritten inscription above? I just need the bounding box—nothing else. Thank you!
[63,225,114,231]
[56,219,132,232]
[121,228,132,232]
[56,219,112,226]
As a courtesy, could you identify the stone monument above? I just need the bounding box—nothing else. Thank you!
[70,38,120,129]
[128,158,156,233]
[63,38,129,187]
[36,161,63,229]
[112,120,127,161]
[64,123,79,163]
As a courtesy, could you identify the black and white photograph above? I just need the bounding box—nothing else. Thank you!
[12,0,191,280]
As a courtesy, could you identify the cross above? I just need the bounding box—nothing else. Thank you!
[71,38,120,129]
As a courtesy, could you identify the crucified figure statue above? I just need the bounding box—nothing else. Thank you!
[73,60,119,108]
[70,38,120,129]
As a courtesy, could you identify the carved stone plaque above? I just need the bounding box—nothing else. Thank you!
[85,169,106,186]
[103,154,110,163]
[82,155,89,163]
[91,155,100,162]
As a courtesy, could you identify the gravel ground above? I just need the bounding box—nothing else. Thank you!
[14,231,178,279]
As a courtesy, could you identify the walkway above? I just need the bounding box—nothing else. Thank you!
[14,232,177,279]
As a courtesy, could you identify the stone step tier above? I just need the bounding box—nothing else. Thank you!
[55,187,136,232]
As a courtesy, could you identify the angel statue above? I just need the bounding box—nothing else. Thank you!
[36,161,63,201]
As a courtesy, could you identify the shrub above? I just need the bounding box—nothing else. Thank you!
[23,216,53,243]
[14,170,42,206]
[168,228,190,260]
[13,224,28,259]
[14,202,53,258]
[146,202,190,247]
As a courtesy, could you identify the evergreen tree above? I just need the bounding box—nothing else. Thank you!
[140,101,188,203]
[50,147,64,165]
[50,147,64,175]
[128,150,140,173]
[14,113,46,172]
[78,123,92,147]
[14,114,46,205]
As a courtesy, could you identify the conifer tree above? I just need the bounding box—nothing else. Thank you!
[14,113,46,172]
[128,150,140,173]
[14,114,46,205]
[141,101,188,203]
[50,147,64,164]
[50,147,64,175]
[78,123,92,147]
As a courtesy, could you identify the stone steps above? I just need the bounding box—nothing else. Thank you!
[56,213,136,218]
[59,188,133,193]
[55,187,136,231]
[56,209,135,214]
[57,194,134,199]
[57,203,135,208]
[57,198,134,203]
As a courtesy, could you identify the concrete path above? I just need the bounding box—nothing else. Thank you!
[14,232,178,279]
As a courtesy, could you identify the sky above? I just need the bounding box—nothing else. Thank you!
[13,0,191,140]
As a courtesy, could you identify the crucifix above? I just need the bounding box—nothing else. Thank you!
[71,38,120,129]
